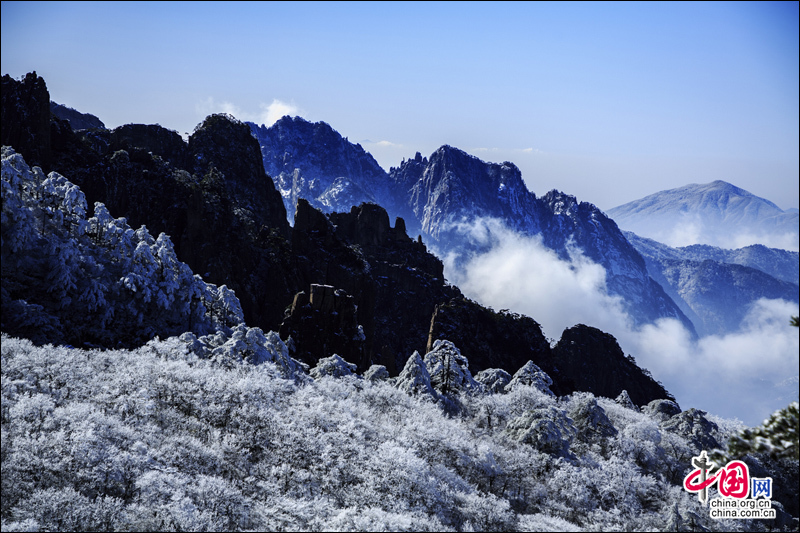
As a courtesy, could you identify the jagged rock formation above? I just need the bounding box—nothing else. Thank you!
[248,117,400,223]
[427,298,550,376]
[50,101,105,130]
[549,325,674,407]
[250,119,696,333]
[391,146,539,241]
[607,180,799,250]
[392,146,697,334]
[2,72,52,169]
[280,284,364,369]
[625,232,799,336]
[325,202,459,372]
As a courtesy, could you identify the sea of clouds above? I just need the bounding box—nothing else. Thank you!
[440,218,799,427]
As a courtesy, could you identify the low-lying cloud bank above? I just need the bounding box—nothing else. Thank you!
[441,218,799,427]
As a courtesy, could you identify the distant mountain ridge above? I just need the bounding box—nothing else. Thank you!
[250,117,697,334]
[625,231,799,336]
[607,180,799,251]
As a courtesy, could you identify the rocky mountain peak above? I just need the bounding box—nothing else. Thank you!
[190,113,289,237]
[1,72,51,169]
[608,180,796,249]
[248,115,395,224]
[50,101,106,131]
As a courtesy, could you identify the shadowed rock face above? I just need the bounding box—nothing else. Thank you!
[427,298,550,376]
[280,284,364,368]
[2,72,52,169]
[50,101,105,131]
[190,114,290,238]
[110,124,187,169]
[550,324,673,407]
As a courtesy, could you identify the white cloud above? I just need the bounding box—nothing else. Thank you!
[375,140,401,147]
[195,97,303,127]
[259,99,301,127]
[442,217,800,426]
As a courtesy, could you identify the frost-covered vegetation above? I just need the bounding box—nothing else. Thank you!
[2,148,797,531]
[1,146,243,348]
[1,332,788,532]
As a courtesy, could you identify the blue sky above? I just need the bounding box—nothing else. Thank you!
[2,1,798,210]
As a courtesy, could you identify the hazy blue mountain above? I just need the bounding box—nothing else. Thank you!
[607,180,799,251]
[625,231,800,336]
[625,232,800,286]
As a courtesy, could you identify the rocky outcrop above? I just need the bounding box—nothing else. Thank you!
[191,114,289,237]
[2,72,52,169]
[550,325,674,407]
[280,284,364,369]
[326,202,458,372]
[50,101,105,130]
[110,123,187,168]
[427,298,550,376]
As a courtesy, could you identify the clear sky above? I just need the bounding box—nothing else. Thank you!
[2,1,798,210]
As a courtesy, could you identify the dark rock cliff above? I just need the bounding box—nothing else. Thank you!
[2,72,51,169]
[50,101,106,131]
[427,299,551,376]
[550,324,673,407]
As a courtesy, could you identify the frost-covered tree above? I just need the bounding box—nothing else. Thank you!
[0,333,769,532]
[1,147,244,347]
[395,351,436,399]
[423,339,480,396]
[363,364,390,382]
[718,401,799,462]
[310,354,358,380]
[475,368,512,394]
[505,360,554,396]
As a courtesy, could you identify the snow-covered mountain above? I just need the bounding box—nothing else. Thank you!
[249,120,696,334]
[607,180,799,251]
[625,233,800,286]
[625,232,800,336]
[248,117,402,224]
